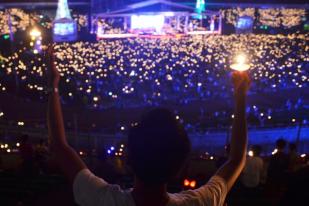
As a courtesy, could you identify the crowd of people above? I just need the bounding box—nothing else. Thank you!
[0,33,308,129]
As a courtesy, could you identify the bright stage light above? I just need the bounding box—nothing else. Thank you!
[230,53,250,72]
[131,15,165,33]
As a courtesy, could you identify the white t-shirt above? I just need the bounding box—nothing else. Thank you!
[73,169,227,206]
[241,156,264,188]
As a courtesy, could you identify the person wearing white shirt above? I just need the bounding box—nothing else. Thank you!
[46,47,251,206]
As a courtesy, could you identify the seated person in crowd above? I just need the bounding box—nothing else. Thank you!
[267,138,289,184]
[46,47,250,206]
[19,134,35,175]
[287,143,300,172]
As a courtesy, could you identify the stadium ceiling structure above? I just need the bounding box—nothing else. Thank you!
[0,0,308,9]
[96,0,218,17]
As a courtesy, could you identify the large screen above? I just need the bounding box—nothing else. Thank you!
[54,22,75,36]
[131,15,165,32]
[236,16,253,34]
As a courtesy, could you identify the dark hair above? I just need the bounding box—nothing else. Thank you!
[252,145,262,156]
[276,138,287,150]
[289,143,297,151]
[128,108,191,184]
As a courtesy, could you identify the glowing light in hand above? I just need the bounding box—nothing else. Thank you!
[29,28,41,37]
[236,54,246,65]
[231,53,250,72]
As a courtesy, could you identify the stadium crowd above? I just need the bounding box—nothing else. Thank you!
[0,33,308,129]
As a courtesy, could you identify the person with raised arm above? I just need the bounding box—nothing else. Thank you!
[47,46,250,206]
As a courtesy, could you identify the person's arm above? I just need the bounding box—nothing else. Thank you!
[215,71,250,191]
[47,47,87,183]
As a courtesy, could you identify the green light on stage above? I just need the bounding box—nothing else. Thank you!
[195,0,205,19]
[3,34,10,40]
[304,24,309,31]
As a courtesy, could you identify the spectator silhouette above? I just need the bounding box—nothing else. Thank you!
[35,139,49,174]
[241,145,264,188]
[287,143,300,173]
[19,134,35,176]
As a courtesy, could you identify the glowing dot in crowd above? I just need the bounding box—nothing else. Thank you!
[0,112,4,117]
[110,146,115,151]
[176,115,180,120]
[18,121,25,126]
[231,114,235,119]
[16,143,20,147]
[130,70,135,76]
[166,74,173,80]
[292,118,296,122]
[190,180,196,188]
[300,154,306,158]
[4,144,8,148]
[121,126,125,131]
[210,156,214,160]
[7,149,11,153]
[79,151,84,155]
[272,149,278,155]
[68,92,73,97]
[107,150,111,154]
[260,113,264,117]
[93,96,99,102]
[248,150,253,157]
[121,144,124,148]
[0,145,4,149]
[184,179,190,186]
[268,116,272,120]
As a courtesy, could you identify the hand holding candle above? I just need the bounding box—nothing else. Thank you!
[230,53,250,72]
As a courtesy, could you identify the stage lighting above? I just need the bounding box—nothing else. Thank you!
[131,15,165,33]
[230,53,250,72]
